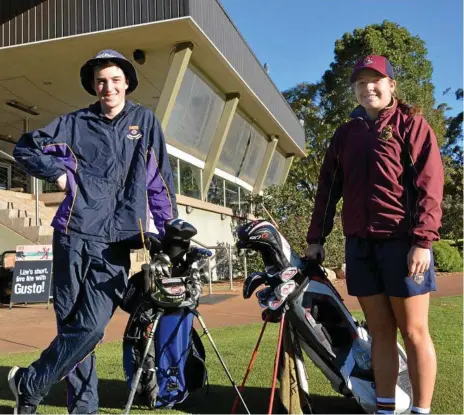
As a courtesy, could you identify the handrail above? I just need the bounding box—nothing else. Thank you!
[0,150,14,161]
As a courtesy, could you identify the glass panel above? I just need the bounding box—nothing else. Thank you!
[264,151,286,188]
[0,165,9,189]
[207,175,225,206]
[225,181,239,209]
[238,126,267,185]
[217,112,250,176]
[165,68,225,161]
[169,155,179,194]
[239,187,251,214]
[42,181,60,193]
[179,160,201,199]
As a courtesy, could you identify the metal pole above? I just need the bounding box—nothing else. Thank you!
[23,118,39,227]
[193,310,251,415]
[243,250,248,279]
[207,256,212,295]
[35,178,39,226]
[228,243,233,290]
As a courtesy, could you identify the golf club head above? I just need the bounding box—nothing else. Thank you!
[265,265,281,279]
[243,272,268,299]
[186,246,213,265]
[279,267,299,282]
[256,287,273,308]
[274,279,296,300]
[267,293,285,311]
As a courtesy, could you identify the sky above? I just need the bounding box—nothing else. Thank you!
[221,0,463,117]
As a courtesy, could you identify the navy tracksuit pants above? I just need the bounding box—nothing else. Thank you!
[21,231,130,413]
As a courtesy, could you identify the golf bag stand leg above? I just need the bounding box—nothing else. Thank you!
[268,311,286,415]
[124,309,164,415]
[191,309,251,415]
[231,314,270,414]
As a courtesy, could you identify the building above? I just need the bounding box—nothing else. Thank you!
[0,0,305,257]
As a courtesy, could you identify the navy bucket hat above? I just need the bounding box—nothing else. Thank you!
[80,49,138,96]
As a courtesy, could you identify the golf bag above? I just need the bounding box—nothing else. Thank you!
[236,220,413,414]
[121,219,209,409]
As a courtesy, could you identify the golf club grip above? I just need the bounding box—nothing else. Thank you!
[141,263,150,294]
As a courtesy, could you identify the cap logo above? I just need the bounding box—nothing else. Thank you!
[363,57,373,65]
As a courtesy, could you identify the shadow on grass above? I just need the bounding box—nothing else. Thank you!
[0,366,361,414]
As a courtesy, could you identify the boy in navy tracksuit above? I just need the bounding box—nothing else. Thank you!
[8,49,178,414]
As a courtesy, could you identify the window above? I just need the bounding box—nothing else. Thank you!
[206,175,225,206]
[217,112,250,176]
[179,159,201,199]
[238,126,268,185]
[169,155,179,194]
[165,68,225,161]
[264,151,286,188]
[225,181,239,209]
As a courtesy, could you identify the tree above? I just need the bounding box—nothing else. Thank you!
[282,82,335,201]
[440,89,463,244]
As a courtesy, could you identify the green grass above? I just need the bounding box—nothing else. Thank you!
[0,296,462,414]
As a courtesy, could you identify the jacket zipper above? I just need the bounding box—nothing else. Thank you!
[364,120,371,236]
[106,105,137,240]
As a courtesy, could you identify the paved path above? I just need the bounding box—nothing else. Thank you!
[0,272,461,354]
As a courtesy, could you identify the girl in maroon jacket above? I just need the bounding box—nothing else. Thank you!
[306,55,444,414]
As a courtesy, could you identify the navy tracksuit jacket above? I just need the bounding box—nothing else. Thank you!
[13,100,178,412]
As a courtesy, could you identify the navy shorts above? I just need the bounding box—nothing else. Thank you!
[345,237,436,298]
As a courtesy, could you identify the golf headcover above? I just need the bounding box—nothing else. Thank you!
[162,219,198,264]
[243,272,267,299]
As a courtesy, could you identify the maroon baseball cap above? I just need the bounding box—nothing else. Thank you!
[350,55,395,83]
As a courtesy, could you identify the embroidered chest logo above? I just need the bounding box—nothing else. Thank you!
[127,125,142,140]
[379,125,393,141]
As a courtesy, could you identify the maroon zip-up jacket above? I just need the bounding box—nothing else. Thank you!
[306,100,444,249]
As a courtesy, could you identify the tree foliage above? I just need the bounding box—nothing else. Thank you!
[439,90,463,243]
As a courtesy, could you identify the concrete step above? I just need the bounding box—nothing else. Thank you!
[0,209,53,225]
[36,234,53,245]
[0,189,56,244]
[19,225,54,244]
[0,200,53,217]
[0,189,34,200]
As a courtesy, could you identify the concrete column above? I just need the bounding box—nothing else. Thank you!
[201,93,240,200]
[253,137,278,194]
[279,155,295,185]
[155,42,194,131]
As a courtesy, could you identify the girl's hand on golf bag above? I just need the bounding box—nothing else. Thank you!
[305,244,325,264]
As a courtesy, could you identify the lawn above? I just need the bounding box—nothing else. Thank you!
[0,296,462,414]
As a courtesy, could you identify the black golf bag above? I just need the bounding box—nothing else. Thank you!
[236,220,413,414]
[121,219,209,409]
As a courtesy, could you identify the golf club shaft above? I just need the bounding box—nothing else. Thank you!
[231,315,269,414]
[268,312,286,415]
[124,311,163,414]
[193,311,251,415]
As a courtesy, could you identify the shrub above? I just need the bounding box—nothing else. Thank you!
[433,240,463,273]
